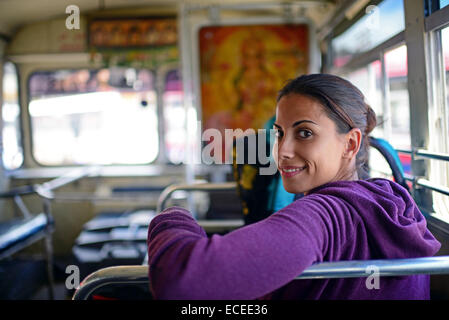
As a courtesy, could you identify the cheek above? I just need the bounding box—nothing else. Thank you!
[272,141,278,164]
[307,140,339,169]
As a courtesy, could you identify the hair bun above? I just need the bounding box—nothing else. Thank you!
[365,104,377,136]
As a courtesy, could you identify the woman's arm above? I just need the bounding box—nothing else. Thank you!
[147,201,330,300]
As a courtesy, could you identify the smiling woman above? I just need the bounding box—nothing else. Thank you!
[146,74,441,300]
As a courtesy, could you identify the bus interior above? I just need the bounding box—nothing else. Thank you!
[1,0,449,300]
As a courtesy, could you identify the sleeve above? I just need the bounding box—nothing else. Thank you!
[147,200,331,300]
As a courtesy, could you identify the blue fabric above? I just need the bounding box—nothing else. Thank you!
[373,137,405,176]
[0,213,48,254]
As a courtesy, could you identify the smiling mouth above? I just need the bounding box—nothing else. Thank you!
[280,166,307,176]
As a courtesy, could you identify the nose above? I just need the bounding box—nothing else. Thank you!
[275,136,295,160]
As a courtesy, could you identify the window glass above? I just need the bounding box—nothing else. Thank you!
[28,68,158,165]
[331,0,404,68]
[344,61,392,179]
[2,62,23,170]
[440,0,449,10]
[344,60,383,138]
[163,70,198,164]
[163,70,184,164]
[384,45,410,151]
[430,25,449,223]
[443,26,449,110]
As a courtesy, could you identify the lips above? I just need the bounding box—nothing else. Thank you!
[279,165,307,178]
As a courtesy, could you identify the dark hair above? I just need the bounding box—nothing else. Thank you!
[277,73,377,180]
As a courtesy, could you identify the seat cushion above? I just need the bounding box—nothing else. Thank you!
[0,213,49,256]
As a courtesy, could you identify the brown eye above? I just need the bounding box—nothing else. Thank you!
[298,129,312,138]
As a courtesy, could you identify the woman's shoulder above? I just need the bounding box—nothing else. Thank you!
[307,178,406,196]
[291,178,413,215]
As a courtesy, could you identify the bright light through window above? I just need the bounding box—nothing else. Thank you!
[384,45,410,151]
[2,62,23,170]
[28,68,158,165]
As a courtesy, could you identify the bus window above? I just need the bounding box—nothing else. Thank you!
[331,0,404,68]
[2,62,23,170]
[344,61,394,179]
[163,69,197,165]
[443,26,449,109]
[385,45,410,151]
[432,25,449,222]
[344,60,383,138]
[163,70,184,164]
[28,68,158,166]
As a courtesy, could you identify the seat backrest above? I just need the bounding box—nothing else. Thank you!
[368,137,409,192]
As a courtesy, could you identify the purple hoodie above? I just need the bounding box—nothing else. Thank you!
[147,178,441,299]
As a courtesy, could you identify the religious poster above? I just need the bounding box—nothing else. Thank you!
[199,24,309,133]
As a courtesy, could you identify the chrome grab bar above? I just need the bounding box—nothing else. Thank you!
[73,256,449,300]
[156,182,237,213]
[34,166,99,200]
[395,148,449,162]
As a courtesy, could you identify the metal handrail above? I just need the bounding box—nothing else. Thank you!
[415,178,449,197]
[392,149,449,197]
[34,166,99,200]
[402,174,449,197]
[32,166,98,300]
[156,182,237,213]
[72,256,449,300]
[395,148,449,162]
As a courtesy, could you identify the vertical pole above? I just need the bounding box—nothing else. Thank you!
[403,0,433,209]
[380,53,392,142]
[178,4,197,217]
[155,71,167,164]
[43,198,55,300]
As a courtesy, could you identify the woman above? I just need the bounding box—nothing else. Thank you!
[147,74,440,299]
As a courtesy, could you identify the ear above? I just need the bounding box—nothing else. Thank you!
[342,128,362,160]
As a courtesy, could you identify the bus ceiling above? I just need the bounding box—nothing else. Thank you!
[0,0,357,39]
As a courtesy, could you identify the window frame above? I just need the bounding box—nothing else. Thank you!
[424,4,449,225]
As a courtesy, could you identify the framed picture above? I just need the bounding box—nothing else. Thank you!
[199,24,309,133]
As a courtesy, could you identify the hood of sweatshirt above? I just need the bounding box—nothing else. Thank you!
[307,178,441,259]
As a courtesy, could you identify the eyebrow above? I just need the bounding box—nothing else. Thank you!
[273,120,318,129]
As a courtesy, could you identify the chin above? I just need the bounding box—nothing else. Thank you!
[283,183,308,195]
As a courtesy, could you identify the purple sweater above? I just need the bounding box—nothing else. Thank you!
[147,178,441,300]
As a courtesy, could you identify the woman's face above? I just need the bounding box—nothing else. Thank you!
[273,93,359,194]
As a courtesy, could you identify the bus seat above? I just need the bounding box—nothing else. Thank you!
[0,185,54,259]
[0,213,50,258]
[0,185,55,299]
[72,255,449,300]
[71,209,155,284]
[368,137,409,192]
